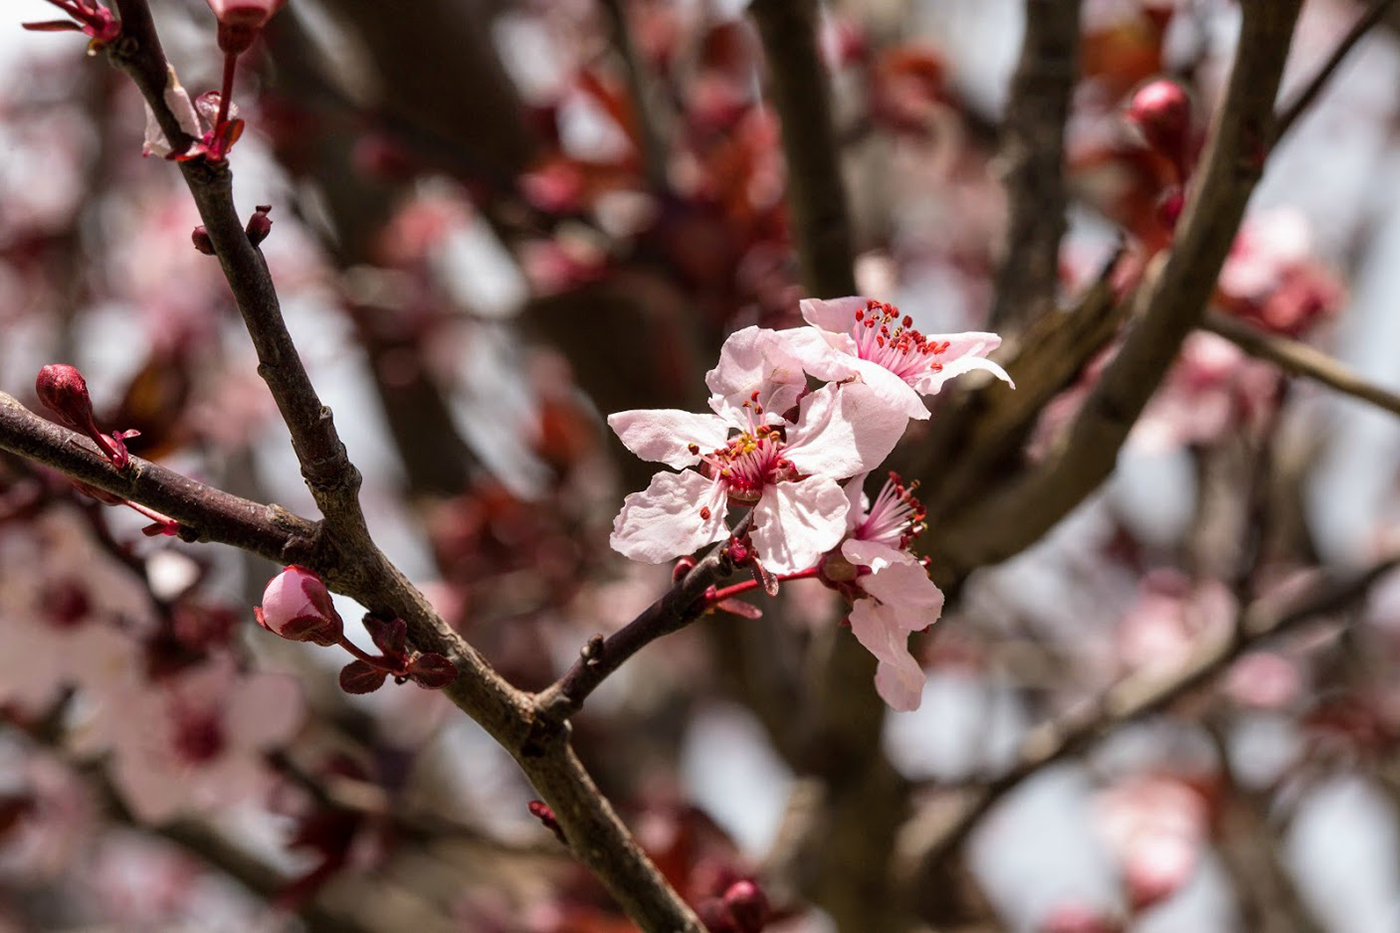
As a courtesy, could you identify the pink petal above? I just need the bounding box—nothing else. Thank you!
[910,354,1014,396]
[608,409,731,469]
[782,326,859,382]
[858,560,945,632]
[841,537,911,575]
[611,470,729,563]
[749,477,848,574]
[784,383,908,481]
[849,598,927,712]
[799,296,868,334]
[847,356,932,419]
[706,326,807,420]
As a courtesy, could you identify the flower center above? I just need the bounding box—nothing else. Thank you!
[857,472,927,551]
[171,705,227,765]
[694,395,797,504]
[850,300,950,383]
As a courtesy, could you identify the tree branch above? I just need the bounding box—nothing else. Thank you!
[1274,0,1398,141]
[928,0,1304,581]
[988,0,1083,331]
[0,392,319,564]
[1204,311,1400,419]
[532,521,745,728]
[749,0,857,298]
[899,551,1399,889]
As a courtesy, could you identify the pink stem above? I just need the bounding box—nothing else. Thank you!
[215,52,238,133]
[707,566,821,604]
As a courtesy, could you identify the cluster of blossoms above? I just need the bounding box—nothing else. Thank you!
[609,297,1011,710]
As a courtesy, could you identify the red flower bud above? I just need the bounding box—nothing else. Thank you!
[1125,79,1192,179]
[35,364,134,469]
[255,565,344,646]
[246,204,272,246]
[207,0,285,52]
[192,225,216,255]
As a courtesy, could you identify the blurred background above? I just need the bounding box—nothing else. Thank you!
[2,0,1400,930]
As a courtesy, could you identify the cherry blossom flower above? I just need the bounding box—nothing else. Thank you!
[0,509,152,724]
[823,473,944,711]
[106,657,303,823]
[255,565,344,646]
[1095,774,1211,912]
[786,297,1012,420]
[610,374,906,573]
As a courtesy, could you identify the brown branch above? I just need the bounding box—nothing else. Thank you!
[88,5,710,929]
[599,0,668,192]
[749,0,857,298]
[928,0,1304,582]
[899,552,1399,890]
[1204,311,1400,419]
[0,392,319,564]
[532,521,745,728]
[110,0,368,542]
[988,0,1083,331]
[1274,0,1398,141]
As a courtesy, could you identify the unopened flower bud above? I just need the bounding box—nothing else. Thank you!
[192,225,215,255]
[255,565,344,646]
[722,879,769,933]
[246,204,272,246]
[1125,79,1191,177]
[36,364,133,469]
[207,0,286,53]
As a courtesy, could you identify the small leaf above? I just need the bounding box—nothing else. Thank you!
[364,616,407,659]
[279,615,342,647]
[22,20,83,32]
[338,660,387,695]
[406,653,458,689]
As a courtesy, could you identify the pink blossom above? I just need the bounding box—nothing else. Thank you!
[106,657,303,823]
[0,509,152,723]
[829,473,944,711]
[610,367,906,572]
[786,297,1012,420]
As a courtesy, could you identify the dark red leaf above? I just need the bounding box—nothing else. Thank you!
[338,660,387,695]
[406,653,458,689]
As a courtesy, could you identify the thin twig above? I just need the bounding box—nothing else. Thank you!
[988,0,1084,331]
[532,516,748,728]
[749,0,857,298]
[1204,311,1400,419]
[899,551,1399,886]
[1274,0,1398,141]
[599,0,668,192]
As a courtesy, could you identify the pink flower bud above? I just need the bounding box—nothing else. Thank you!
[207,0,285,53]
[255,565,344,646]
[722,879,769,933]
[1125,79,1192,177]
[246,204,272,246]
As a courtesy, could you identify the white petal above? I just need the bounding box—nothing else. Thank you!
[782,326,859,383]
[784,382,909,480]
[749,478,849,574]
[841,537,912,574]
[800,296,868,334]
[842,473,870,532]
[912,354,1015,395]
[849,356,932,419]
[859,561,945,631]
[611,471,729,563]
[848,592,933,712]
[874,657,927,712]
[706,326,808,420]
[608,409,731,469]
